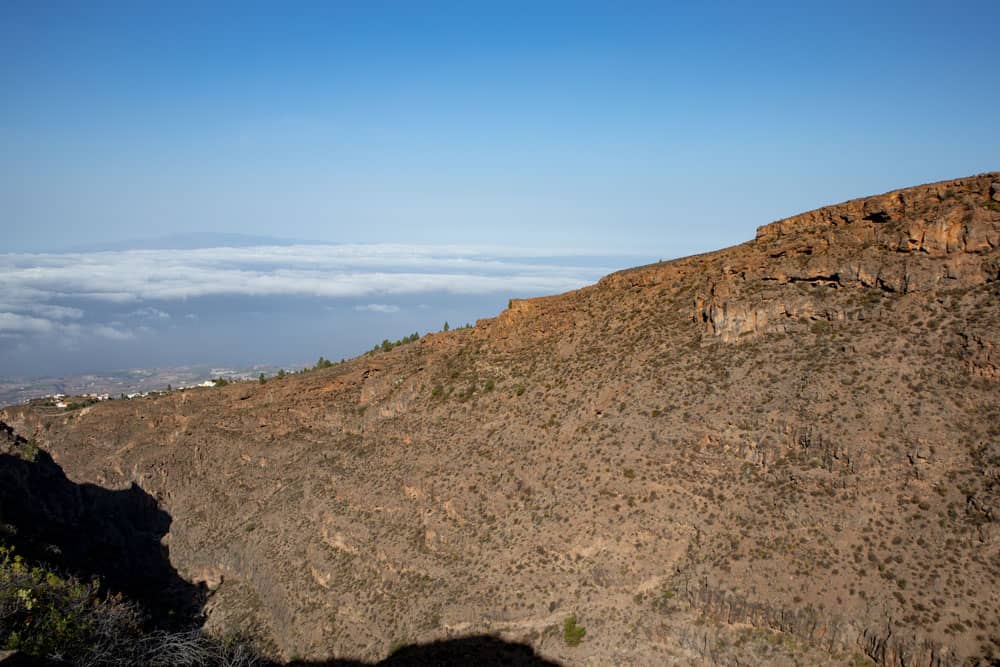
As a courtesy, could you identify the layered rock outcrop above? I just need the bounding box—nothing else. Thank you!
[694,173,1000,341]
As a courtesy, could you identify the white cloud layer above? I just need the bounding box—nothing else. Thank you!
[0,243,629,346]
[0,244,615,302]
[0,312,55,333]
[127,307,171,320]
[355,304,401,313]
[0,311,132,340]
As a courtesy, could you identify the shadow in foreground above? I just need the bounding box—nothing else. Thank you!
[0,423,205,628]
[287,635,562,667]
[0,425,559,666]
[2,634,563,666]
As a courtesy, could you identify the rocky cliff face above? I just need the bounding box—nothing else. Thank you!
[690,174,1000,342]
[3,173,998,666]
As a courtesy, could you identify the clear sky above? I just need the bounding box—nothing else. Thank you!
[1,1,998,380]
[4,1,998,254]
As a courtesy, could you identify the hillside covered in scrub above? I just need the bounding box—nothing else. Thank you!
[2,173,999,665]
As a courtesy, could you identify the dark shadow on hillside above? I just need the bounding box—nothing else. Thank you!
[0,427,558,666]
[285,635,561,667]
[0,634,564,667]
[0,426,206,629]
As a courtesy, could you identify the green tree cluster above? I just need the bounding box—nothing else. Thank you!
[370,332,419,354]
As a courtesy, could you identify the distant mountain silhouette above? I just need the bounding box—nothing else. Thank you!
[57,232,325,253]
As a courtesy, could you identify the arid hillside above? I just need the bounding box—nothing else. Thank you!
[3,173,999,666]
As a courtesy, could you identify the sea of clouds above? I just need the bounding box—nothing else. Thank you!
[0,244,640,374]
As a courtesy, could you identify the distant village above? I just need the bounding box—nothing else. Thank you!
[36,380,212,409]
[41,379,224,408]
[5,344,416,410]
[26,358,345,410]
[0,351,343,409]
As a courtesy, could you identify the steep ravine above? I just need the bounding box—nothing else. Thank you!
[3,173,999,666]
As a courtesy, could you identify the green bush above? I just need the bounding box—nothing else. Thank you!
[0,544,262,666]
[12,441,39,462]
[562,614,586,647]
[1,543,143,661]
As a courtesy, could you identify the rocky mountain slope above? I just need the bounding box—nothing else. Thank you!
[3,173,999,666]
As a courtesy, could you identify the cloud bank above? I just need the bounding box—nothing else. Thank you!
[0,243,634,349]
[0,244,617,302]
[355,304,401,313]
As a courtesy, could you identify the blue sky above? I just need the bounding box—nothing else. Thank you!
[1,1,998,378]
[4,1,998,253]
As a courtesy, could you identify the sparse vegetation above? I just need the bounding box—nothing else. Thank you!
[370,332,419,354]
[0,544,261,666]
[562,614,586,646]
[64,398,99,411]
